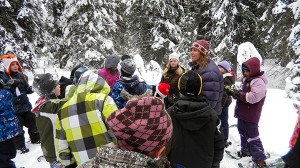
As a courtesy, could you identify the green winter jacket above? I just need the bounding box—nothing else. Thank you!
[56,70,118,166]
[35,98,67,163]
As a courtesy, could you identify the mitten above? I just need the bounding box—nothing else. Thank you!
[232,90,240,99]
[26,86,34,94]
[224,86,234,96]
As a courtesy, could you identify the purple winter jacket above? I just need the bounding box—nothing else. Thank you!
[234,57,268,124]
[191,60,224,115]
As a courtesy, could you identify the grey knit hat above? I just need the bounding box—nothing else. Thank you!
[120,59,136,75]
[105,54,120,69]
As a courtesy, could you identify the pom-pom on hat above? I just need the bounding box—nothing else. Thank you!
[218,60,231,72]
[1,54,23,75]
[169,52,179,62]
[155,82,170,99]
[106,96,173,155]
[178,71,202,96]
[191,40,210,55]
[120,58,136,75]
[105,54,120,69]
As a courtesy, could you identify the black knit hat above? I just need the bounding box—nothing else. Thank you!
[32,73,57,97]
[57,76,72,99]
[178,71,202,96]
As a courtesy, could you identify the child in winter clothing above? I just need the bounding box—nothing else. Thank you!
[0,79,21,168]
[55,70,118,166]
[167,70,225,168]
[225,57,268,168]
[0,54,40,154]
[77,96,173,168]
[110,58,152,109]
[70,65,88,84]
[98,54,120,91]
[281,103,300,168]
[161,52,185,108]
[218,60,235,147]
[32,73,74,168]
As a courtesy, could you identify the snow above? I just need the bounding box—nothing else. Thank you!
[272,0,287,14]
[237,42,263,66]
[13,66,298,168]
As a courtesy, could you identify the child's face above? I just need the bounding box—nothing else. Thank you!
[218,66,226,74]
[10,62,19,72]
[54,84,61,97]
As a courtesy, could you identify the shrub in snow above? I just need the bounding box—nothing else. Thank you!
[285,58,300,100]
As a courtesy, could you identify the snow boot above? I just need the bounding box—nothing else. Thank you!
[253,160,267,168]
[17,146,29,154]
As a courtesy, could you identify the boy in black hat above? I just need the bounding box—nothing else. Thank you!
[167,70,225,168]
[32,73,75,168]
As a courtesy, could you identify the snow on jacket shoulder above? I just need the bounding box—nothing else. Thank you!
[55,70,118,166]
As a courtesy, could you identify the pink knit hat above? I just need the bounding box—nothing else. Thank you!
[106,96,173,155]
[191,40,210,55]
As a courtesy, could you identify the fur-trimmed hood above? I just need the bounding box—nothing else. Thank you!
[163,65,184,77]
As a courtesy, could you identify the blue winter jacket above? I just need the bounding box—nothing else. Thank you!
[110,75,153,109]
[0,89,21,142]
[191,60,224,115]
[1,72,33,114]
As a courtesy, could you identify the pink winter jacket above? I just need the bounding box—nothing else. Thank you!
[98,68,120,91]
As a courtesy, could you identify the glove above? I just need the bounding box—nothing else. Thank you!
[232,90,240,99]
[224,86,234,96]
[7,79,23,86]
[224,86,240,99]
[26,86,34,94]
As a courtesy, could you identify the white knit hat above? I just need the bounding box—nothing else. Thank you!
[169,52,179,62]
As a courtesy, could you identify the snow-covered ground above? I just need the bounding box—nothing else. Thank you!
[13,68,297,168]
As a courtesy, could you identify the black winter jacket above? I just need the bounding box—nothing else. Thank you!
[167,96,225,168]
[1,71,33,114]
[282,134,300,168]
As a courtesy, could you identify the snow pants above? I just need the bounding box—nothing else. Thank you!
[237,119,266,161]
[13,111,40,148]
[0,138,16,168]
[220,106,229,141]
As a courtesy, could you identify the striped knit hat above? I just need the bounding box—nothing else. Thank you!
[106,96,173,155]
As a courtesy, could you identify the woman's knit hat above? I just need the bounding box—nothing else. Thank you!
[169,52,179,62]
[106,96,173,155]
[191,40,210,55]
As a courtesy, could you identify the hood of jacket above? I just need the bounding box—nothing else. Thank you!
[170,96,214,131]
[77,146,169,168]
[75,70,110,95]
[118,75,148,95]
[242,57,261,77]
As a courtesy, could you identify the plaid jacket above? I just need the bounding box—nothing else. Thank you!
[56,70,118,166]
